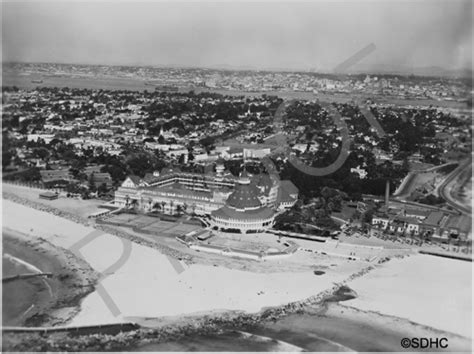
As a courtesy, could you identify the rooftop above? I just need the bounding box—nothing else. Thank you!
[225,181,262,210]
[211,205,275,221]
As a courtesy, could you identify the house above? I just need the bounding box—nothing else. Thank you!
[396,216,420,235]
[372,213,390,229]
[40,170,73,187]
[419,211,447,238]
[89,172,113,189]
[243,147,271,159]
[39,191,59,200]
[442,215,472,241]
[350,166,368,179]
[84,165,104,176]
[404,208,431,220]
[221,147,244,160]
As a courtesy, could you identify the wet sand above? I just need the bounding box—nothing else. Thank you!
[2,229,99,327]
[251,302,471,352]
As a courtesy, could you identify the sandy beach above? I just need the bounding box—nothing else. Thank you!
[345,253,472,339]
[2,196,472,352]
[2,199,367,326]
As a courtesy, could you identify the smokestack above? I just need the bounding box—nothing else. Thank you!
[385,180,390,208]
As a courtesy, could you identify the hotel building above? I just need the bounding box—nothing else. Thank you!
[114,162,298,233]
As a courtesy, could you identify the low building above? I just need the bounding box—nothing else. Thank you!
[90,172,113,189]
[40,169,74,187]
[39,191,59,200]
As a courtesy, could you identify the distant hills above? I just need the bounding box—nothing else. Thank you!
[344,64,473,79]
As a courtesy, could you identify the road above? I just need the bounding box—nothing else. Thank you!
[438,158,472,215]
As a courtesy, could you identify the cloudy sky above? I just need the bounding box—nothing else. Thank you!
[2,0,472,72]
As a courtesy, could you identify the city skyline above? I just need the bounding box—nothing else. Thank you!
[2,0,473,73]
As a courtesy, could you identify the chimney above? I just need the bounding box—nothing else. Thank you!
[385,180,390,209]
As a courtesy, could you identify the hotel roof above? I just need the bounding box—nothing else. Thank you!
[225,181,262,210]
[211,205,275,221]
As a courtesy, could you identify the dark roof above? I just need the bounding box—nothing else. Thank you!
[277,187,295,204]
[84,165,103,175]
[211,205,275,221]
[228,147,244,154]
[128,175,142,185]
[225,182,262,210]
[39,191,58,197]
[91,172,112,183]
[423,211,445,226]
[280,180,298,196]
[40,170,73,182]
[405,209,430,217]
[161,166,181,175]
[395,216,420,224]
[143,173,161,184]
[446,215,471,233]
[252,174,273,192]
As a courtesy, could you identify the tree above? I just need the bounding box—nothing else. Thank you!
[88,173,97,192]
[199,136,215,150]
[2,150,13,170]
[32,147,50,160]
[97,183,108,196]
[363,209,374,223]
[148,197,153,211]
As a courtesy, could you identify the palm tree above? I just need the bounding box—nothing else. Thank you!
[409,229,415,245]
[161,201,166,214]
[148,197,153,211]
[125,195,130,208]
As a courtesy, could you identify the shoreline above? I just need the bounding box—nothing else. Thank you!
[2,193,384,351]
[2,229,99,327]
[4,278,471,352]
[2,192,471,351]
[2,72,469,109]
[2,191,194,264]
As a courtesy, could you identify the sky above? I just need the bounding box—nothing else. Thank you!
[2,0,473,72]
